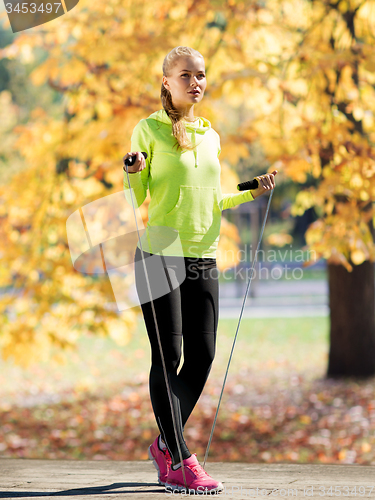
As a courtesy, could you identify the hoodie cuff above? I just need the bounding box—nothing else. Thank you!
[123,169,142,188]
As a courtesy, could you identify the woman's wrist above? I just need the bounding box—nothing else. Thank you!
[124,169,141,174]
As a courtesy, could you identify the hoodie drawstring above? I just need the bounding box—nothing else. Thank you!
[193,129,199,168]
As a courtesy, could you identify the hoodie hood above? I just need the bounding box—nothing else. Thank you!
[147,109,211,133]
[147,109,211,167]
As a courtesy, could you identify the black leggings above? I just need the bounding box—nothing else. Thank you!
[134,245,219,465]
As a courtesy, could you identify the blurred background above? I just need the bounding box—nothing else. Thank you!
[0,0,375,465]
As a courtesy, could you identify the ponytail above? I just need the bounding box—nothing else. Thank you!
[161,46,204,152]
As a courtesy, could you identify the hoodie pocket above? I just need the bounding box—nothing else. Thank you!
[164,185,221,235]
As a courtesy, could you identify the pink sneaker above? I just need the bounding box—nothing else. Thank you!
[165,453,224,493]
[148,436,172,486]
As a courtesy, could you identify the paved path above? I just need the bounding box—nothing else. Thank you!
[0,458,374,499]
[219,280,328,318]
[117,279,329,318]
[3,279,329,319]
[219,305,328,318]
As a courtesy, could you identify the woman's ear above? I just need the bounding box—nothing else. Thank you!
[162,76,170,91]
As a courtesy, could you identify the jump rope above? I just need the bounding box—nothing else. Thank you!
[124,152,274,488]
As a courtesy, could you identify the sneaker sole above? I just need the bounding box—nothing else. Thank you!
[148,445,166,486]
[165,481,224,494]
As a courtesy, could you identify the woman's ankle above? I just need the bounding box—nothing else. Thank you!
[158,435,167,449]
[171,453,192,470]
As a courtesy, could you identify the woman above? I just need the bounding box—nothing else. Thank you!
[123,46,277,493]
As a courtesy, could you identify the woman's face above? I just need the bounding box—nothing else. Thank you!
[163,56,206,114]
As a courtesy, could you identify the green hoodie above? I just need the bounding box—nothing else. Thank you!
[123,109,254,258]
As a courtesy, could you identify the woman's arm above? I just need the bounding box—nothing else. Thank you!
[123,120,151,208]
[220,171,277,210]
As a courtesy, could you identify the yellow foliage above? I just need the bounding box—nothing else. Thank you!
[351,249,366,266]
[292,190,316,217]
[2,0,375,366]
[267,232,293,247]
[106,316,132,346]
[217,235,241,272]
[220,216,241,245]
[284,157,312,183]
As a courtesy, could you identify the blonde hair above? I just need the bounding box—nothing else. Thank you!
[161,46,205,152]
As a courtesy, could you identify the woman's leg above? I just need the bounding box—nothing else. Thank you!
[178,261,219,428]
[134,247,191,466]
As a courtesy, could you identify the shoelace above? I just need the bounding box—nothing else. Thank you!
[189,464,209,478]
[164,449,172,468]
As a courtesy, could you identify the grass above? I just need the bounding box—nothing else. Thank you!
[4,314,375,466]
[212,316,329,379]
[0,315,330,406]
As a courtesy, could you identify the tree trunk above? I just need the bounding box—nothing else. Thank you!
[327,260,375,378]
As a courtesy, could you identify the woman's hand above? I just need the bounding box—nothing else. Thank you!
[250,170,278,199]
[122,152,146,173]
